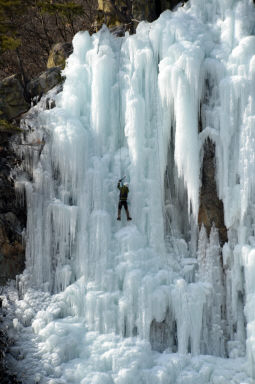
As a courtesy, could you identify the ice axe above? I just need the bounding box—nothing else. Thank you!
[119,176,126,183]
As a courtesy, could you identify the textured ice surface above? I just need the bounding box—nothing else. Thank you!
[4,0,255,382]
[2,287,252,384]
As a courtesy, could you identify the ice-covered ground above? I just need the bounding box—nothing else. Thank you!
[1,285,252,384]
[2,0,255,383]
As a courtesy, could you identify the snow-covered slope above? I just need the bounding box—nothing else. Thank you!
[3,0,255,382]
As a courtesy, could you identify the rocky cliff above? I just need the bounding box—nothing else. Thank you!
[0,128,26,286]
[96,0,188,33]
[0,74,28,285]
[0,64,64,285]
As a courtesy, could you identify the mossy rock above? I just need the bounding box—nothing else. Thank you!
[47,42,73,69]
[0,74,30,120]
[96,0,131,29]
[0,119,21,133]
[98,0,115,14]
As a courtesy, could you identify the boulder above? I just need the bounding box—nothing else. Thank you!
[26,67,62,99]
[0,75,29,121]
[47,42,73,69]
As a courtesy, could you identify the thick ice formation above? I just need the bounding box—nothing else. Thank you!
[4,0,255,382]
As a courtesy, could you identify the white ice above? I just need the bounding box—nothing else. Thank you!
[2,0,255,383]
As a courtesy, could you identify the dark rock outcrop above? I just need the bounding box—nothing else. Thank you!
[132,0,187,21]
[150,314,177,353]
[198,139,228,246]
[26,67,63,100]
[0,75,29,121]
[0,131,26,285]
[96,0,188,32]
[0,53,66,286]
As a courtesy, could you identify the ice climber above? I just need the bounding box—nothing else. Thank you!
[117,179,132,221]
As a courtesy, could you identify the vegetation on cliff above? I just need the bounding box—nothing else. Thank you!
[0,0,188,82]
[0,0,97,81]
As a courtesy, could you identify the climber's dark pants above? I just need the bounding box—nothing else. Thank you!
[118,201,128,211]
[117,200,131,219]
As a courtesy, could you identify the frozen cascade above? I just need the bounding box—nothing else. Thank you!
[4,0,255,382]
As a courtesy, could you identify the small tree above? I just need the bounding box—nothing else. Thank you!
[0,0,97,81]
[38,0,84,37]
[0,0,32,84]
[0,1,20,51]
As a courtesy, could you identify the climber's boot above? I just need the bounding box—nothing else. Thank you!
[117,208,121,221]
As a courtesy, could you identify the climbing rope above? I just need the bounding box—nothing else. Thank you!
[117,37,124,178]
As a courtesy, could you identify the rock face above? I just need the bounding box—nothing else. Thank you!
[0,61,65,286]
[26,67,62,99]
[0,75,29,121]
[96,0,132,29]
[132,0,186,21]
[0,131,26,285]
[96,0,187,31]
[47,42,73,69]
[198,139,228,246]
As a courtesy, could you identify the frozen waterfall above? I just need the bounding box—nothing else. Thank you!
[4,0,255,382]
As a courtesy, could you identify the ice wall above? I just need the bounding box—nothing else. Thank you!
[15,0,255,381]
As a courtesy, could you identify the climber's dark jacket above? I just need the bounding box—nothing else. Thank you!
[117,182,129,201]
